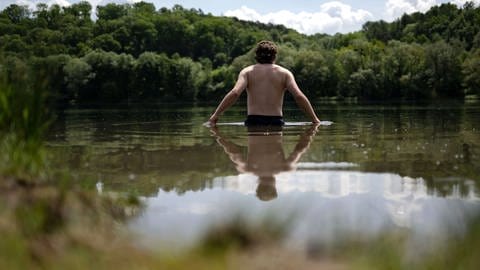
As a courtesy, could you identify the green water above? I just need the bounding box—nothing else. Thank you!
[47,102,480,256]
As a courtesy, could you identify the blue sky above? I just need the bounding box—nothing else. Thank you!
[1,0,478,34]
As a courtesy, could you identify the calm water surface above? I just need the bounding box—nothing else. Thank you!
[47,102,480,257]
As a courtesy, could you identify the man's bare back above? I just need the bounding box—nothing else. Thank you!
[208,40,320,126]
[244,64,287,116]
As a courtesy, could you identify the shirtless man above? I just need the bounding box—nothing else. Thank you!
[208,40,320,126]
[210,124,318,201]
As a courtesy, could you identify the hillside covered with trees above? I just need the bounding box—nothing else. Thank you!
[0,1,479,103]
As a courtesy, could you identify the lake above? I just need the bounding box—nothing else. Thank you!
[46,102,480,260]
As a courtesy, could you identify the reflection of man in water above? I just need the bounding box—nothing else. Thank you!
[210,125,318,201]
[207,40,320,127]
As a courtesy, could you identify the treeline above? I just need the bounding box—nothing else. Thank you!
[0,1,479,103]
[362,2,480,49]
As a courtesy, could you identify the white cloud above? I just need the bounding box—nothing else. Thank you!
[1,0,142,18]
[14,0,72,9]
[224,2,373,35]
[384,0,441,21]
[383,0,480,22]
[2,0,139,10]
[3,0,479,35]
[451,0,480,6]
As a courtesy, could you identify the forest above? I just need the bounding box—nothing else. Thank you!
[0,1,480,103]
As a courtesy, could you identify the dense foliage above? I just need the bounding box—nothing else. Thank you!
[0,1,479,103]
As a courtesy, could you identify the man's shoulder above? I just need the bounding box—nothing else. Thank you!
[242,64,292,77]
[239,65,255,75]
[272,64,293,75]
[275,65,292,76]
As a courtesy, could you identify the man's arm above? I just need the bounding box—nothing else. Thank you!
[286,124,318,164]
[285,71,320,123]
[208,68,248,126]
[210,126,247,173]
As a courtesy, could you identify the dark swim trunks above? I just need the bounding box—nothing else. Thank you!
[244,115,285,126]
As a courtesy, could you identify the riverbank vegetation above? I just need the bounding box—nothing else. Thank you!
[1,1,479,103]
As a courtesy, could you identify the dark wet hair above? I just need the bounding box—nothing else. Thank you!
[256,176,277,201]
[254,40,277,64]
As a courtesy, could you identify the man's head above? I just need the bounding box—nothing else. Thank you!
[256,176,277,201]
[255,40,277,64]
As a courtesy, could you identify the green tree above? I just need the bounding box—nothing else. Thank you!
[382,41,427,99]
[81,50,133,101]
[0,34,28,55]
[424,40,464,98]
[90,34,122,52]
[335,48,362,97]
[347,68,380,100]
[124,16,157,56]
[198,65,235,100]
[1,1,478,103]
[291,50,332,97]
[1,4,30,24]
[96,3,128,21]
[63,57,93,100]
[166,56,203,100]
[134,52,171,99]
[153,14,192,56]
[63,1,92,23]
[462,51,480,95]
[30,54,71,102]
[363,20,391,42]
[26,28,66,56]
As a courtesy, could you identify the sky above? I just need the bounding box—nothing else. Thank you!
[1,0,479,35]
